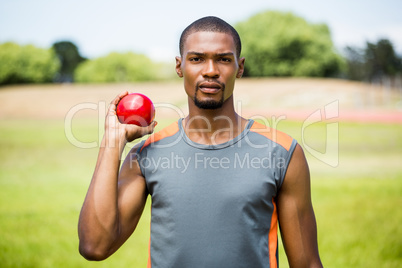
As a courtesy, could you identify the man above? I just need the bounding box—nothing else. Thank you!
[78,16,323,268]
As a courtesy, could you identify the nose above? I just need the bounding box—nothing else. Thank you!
[202,59,219,78]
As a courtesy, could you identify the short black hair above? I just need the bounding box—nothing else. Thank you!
[179,16,242,58]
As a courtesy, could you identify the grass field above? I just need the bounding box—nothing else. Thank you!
[0,118,401,267]
[0,79,401,267]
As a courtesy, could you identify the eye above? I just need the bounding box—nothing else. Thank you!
[219,57,232,63]
[189,57,202,62]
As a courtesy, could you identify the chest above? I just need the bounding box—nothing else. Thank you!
[142,144,284,212]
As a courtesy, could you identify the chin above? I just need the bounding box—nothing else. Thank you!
[194,98,224,110]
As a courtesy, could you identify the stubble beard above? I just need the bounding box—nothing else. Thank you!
[193,81,225,110]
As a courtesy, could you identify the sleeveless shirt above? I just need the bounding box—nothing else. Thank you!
[136,118,297,268]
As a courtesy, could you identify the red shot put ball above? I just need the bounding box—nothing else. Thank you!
[116,93,155,126]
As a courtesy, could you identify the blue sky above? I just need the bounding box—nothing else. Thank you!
[1,0,401,61]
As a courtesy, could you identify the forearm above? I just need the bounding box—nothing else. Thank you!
[292,207,322,268]
[301,209,321,268]
[78,134,127,259]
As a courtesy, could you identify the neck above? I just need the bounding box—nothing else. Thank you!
[183,95,248,145]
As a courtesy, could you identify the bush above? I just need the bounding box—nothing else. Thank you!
[75,52,161,83]
[235,11,345,77]
[0,42,60,85]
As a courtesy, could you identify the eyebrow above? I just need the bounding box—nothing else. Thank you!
[186,51,235,57]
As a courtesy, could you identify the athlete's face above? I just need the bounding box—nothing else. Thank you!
[176,31,245,109]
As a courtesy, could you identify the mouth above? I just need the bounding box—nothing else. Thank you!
[197,81,223,94]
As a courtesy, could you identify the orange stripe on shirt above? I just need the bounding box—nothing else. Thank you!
[250,121,293,151]
[143,122,179,267]
[140,121,180,152]
[147,205,153,268]
[269,198,278,268]
[147,237,152,268]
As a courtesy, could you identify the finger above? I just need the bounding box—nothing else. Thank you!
[108,91,130,116]
[111,91,129,106]
[139,121,158,136]
[117,91,129,99]
[147,121,158,133]
[124,121,157,142]
[139,121,157,135]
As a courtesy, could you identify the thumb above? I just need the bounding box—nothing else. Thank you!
[125,121,158,142]
[142,121,158,135]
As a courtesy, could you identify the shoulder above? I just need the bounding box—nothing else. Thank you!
[248,120,294,152]
[139,120,180,152]
[280,144,310,193]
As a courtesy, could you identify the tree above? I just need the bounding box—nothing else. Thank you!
[343,39,402,82]
[52,41,86,82]
[74,52,159,83]
[0,42,60,85]
[235,11,345,77]
[364,39,402,82]
[343,46,366,81]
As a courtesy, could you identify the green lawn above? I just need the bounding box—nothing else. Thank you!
[0,118,401,267]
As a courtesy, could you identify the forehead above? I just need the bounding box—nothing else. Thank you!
[182,31,236,55]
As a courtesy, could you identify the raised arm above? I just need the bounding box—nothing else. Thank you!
[277,144,323,268]
[78,92,156,261]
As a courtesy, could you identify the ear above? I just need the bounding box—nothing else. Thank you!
[175,56,183,78]
[236,57,245,78]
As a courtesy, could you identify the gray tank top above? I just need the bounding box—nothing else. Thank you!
[137,118,297,268]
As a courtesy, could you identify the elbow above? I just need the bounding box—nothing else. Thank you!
[79,242,111,261]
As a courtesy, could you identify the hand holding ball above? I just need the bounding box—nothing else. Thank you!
[116,93,155,126]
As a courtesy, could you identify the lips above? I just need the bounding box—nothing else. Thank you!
[198,81,222,94]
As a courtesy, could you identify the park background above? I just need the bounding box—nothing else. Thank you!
[1,0,402,267]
